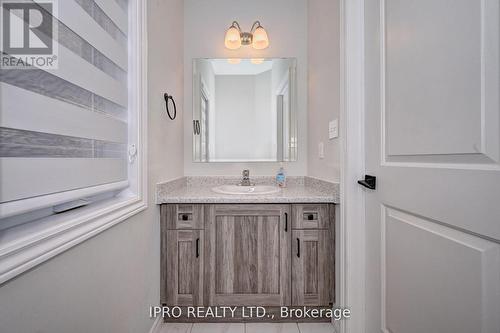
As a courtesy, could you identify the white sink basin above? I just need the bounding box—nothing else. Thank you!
[212,185,280,195]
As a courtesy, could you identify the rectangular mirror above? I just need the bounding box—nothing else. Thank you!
[192,58,297,162]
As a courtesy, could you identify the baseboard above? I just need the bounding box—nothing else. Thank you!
[148,316,162,333]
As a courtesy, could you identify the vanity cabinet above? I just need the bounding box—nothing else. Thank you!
[160,203,334,309]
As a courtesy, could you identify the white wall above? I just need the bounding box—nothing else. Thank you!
[0,1,185,332]
[184,0,308,176]
[307,0,341,182]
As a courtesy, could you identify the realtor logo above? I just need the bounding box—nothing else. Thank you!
[0,0,58,69]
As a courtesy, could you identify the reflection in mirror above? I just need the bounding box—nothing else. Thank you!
[192,58,297,162]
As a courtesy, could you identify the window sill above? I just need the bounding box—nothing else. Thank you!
[0,194,147,284]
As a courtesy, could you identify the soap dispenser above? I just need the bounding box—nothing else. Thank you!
[276,164,286,188]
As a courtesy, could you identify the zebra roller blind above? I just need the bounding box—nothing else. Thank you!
[0,0,129,215]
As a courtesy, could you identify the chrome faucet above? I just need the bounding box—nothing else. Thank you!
[239,169,254,186]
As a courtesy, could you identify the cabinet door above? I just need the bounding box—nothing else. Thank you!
[205,204,291,306]
[164,230,204,306]
[292,229,333,306]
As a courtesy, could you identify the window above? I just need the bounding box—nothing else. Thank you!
[0,0,147,283]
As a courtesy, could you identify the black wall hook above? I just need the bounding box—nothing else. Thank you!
[164,93,177,120]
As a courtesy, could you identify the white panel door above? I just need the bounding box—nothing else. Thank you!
[363,1,500,332]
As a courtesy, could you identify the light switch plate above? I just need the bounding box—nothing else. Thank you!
[329,119,339,139]
[318,142,325,159]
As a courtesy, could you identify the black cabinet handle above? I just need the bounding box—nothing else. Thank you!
[296,238,300,258]
[284,212,288,232]
[195,238,200,258]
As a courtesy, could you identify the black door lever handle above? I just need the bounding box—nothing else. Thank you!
[358,175,376,190]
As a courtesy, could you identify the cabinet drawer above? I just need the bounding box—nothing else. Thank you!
[292,204,330,229]
[161,204,204,229]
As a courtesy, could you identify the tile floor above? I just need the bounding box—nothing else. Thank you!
[159,322,335,333]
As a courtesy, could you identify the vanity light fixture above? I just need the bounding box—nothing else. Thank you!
[224,21,269,50]
[227,58,241,64]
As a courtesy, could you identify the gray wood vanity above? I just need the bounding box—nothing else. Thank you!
[157,176,338,322]
[160,203,335,314]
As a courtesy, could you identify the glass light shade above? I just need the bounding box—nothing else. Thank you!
[251,58,265,65]
[227,58,241,64]
[252,26,269,50]
[224,26,242,50]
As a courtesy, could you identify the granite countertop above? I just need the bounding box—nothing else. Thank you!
[156,176,339,204]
